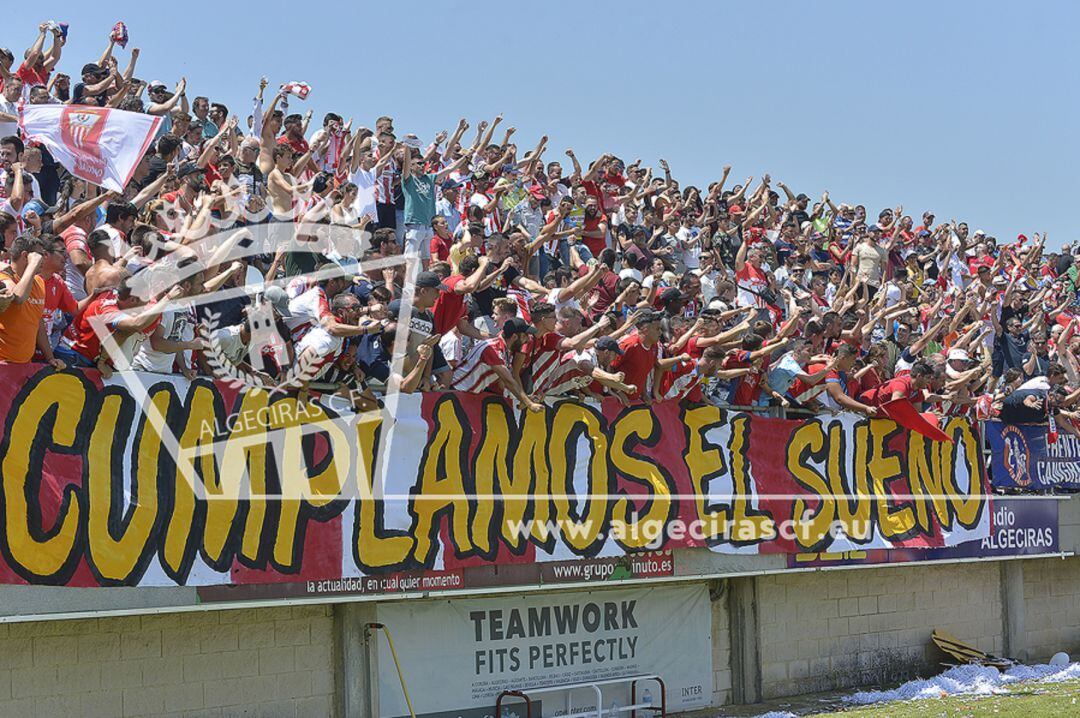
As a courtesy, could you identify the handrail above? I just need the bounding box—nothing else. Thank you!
[495,674,666,718]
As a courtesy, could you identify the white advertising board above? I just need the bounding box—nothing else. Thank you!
[377,584,712,717]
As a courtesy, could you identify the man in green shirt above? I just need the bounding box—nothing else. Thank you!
[401,144,468,264]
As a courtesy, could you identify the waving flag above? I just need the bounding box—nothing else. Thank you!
[44,21,69,41]
[20,104,161,192]
[881,398,953,443]
[110,22,129,49]
[281,81,311,100]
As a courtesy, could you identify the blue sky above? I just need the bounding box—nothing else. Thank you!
[5,1,1077,247]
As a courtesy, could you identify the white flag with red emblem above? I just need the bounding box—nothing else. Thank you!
[19,104,162,192]
[281,81,311,100]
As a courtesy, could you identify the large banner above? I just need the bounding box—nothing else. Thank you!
[986,420,1080,490]
[376,585,712,717]
[0,365,991,588]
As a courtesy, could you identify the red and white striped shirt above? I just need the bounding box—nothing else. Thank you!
[527,332,588,396]
[373,150,398,205]
[285,286,331,342]
[295,326,344,380]
[451,336,510,395]
[660,358,706,402]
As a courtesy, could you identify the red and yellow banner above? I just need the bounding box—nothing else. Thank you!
[0,365,990,587]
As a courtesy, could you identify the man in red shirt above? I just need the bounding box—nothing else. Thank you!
[14,23,64,90]
[584,249,620,320]
[429,215,455,262]
[277,113,310,154]
[579,196,608,258]
[722,332,790,406]
[859,360,941,407]
[60,278,181,376]
[430,257,490,365]
[517,303,609,396]
[38,236,95,355]
[613,310,665,402]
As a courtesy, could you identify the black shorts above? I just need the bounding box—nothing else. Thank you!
[376,202,397,230]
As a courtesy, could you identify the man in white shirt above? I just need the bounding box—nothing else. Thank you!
[0,76,21,139]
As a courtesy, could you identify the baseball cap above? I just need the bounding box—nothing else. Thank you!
[176,162,204,179]
[795,193,810,202]
[595,336,623,354]
[618,268,643,283]
[81,63,104,77]
[947,348,971,363]
[22,199,48,217]
[660,287,686,303]
[528,185,546,201]
[148,79,167,91]
[635,309,663,325]
[262,285,292,317]
[415,271,448,291]
[440,179,461,192]
[503,317,537,337]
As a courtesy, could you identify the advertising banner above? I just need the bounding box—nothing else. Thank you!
[788,498,1058,568]
[0,365,990,588]
[986,421,1080,490]
[375,585,712,717]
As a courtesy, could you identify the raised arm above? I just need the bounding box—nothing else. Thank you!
[148,78,187,116]
[42,25,65,72]
[23,24,48,69]
[197,118,236,168]
[442,118,469,163]
[257,91,285,175]
[51,191,115,235]
[96,37,116,68]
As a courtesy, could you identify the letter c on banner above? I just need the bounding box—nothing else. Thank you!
[0,373,89,582]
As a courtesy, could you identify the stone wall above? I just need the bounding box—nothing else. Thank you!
[0,605,335,718]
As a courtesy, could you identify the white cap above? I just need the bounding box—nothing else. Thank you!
[148,79,167,90]
[618,268,643,283]
[947,348,971,363]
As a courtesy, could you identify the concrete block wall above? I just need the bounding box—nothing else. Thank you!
[709,586,732,706]
[1023,556,1080,661]
[0,605,336,718]
[754,562,1003,699]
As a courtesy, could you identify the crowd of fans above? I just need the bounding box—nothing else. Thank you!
[1,21,1079,432]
